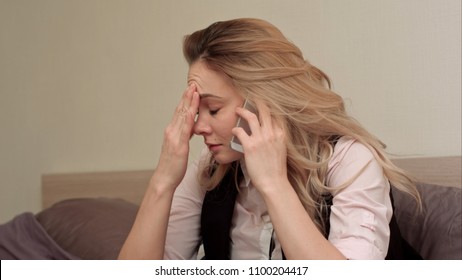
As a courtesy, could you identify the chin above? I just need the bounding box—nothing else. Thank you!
[212,149,243,164]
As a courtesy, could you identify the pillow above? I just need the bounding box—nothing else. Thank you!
[392,183,462,259]
[36,198,138,260]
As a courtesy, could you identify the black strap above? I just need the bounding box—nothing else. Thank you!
[385,190,422,259]
[200,164,241,260]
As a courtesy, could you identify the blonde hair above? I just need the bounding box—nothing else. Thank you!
[183,18,421,233]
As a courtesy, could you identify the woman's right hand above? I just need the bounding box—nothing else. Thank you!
[151,84,199,192]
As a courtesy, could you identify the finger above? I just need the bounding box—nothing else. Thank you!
[254,100,272,129]
[174,83,194,110]
[184,91,199,131]
[231,126,251,149]
[170,87,195,137]
[178,88,199,134]
[235,106,261,135]
[182,83,196,109]
[255,101,284,135]
[188,91,199,119]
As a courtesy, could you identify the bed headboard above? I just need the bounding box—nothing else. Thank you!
[42,170,153,209]
[391,156,461,188]
[41,156,461,209]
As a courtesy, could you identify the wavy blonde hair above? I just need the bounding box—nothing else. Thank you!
[183,18,421,233]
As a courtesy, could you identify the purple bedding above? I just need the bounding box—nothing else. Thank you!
[0,212,79,260]
[1,197,138,260]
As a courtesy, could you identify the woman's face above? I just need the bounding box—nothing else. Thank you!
[188,60,245,164]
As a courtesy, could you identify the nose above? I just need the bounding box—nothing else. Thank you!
[193,114,212,136]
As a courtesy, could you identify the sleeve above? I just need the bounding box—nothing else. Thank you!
[163,151,207,260]
[326,137,392,260]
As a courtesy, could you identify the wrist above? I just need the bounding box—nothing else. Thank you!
[256,178,294,201]
[148,173,178,197]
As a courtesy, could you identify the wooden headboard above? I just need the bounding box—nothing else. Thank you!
[42,170,153,209]
[41,156,461,209]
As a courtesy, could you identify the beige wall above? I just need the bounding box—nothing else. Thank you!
[0,0,460,223]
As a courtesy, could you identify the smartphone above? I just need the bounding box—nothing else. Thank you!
[230,100,258,153]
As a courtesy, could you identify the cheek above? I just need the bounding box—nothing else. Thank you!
[214,113,238,138]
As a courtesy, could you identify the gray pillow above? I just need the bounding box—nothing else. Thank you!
[392,183,462,259]
[0,212,79,260]
[36,198,138,260]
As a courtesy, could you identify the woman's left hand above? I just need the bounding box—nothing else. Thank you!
[232,101,289,192]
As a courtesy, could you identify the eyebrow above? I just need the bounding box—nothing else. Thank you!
[199,93,223,100]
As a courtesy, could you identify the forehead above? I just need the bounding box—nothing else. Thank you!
[187,61,235,98]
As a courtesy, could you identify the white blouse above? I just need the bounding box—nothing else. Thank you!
[164,137,392,260]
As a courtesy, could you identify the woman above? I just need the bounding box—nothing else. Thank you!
[118,18,421,260]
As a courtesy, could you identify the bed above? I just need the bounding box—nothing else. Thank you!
[1,156,461,260]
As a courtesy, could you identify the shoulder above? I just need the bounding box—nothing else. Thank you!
[326,137,384,190]
[330,137,375,165]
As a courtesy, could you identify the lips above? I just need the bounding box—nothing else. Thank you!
[206,143,222,152]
